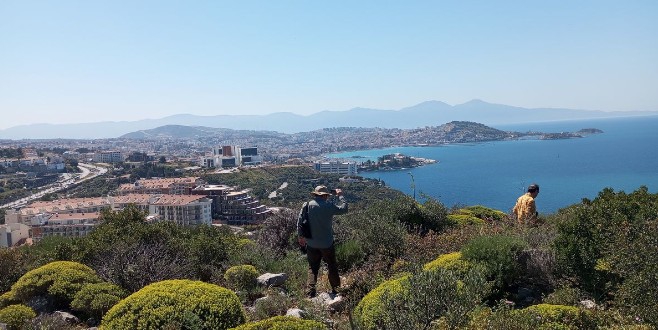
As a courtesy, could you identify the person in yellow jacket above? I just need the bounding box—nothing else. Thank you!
[513,184,540,224]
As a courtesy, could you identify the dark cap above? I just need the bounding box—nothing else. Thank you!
[528,184,540,193]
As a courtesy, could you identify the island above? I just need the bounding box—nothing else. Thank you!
[358,153,437,171]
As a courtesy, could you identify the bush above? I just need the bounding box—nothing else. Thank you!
[0,304,36,330]
[552,187,658,327]
[423,252,472,275]
[465,302,600,330]
[230,315,327,330]
[101,279,245,330]
[448,213,485,226]
[71,282,128,319]
[224,265,259,293]
[461,205,507,221]
[10,261,102,308]
[543,286,584,306]
[352,274,411,330]
[252,292,292,321]
[0,291,17,309]
[353,267,489,330]
[461,235,528,293]
[335,240,365,272]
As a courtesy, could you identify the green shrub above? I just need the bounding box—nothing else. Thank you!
[352,274,411,330]
[553,187,658,305]
[224,265,259,292]
[423,252,472,275]
[353,268,489,330]
[0,291,17,308]
[543,286,583,306]
[252,292,291,321]
[71,282,128,319]
[10,261,102,307]
[461,235,528,292]
[230,315,327,330]
[465,302,593,330]
[462,205,507,221]
[335,240,365,272]
[0,304,36,330]
[101,279,245,330]
[448,214,485,226]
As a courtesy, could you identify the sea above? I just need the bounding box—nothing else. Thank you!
[327,116,658,214]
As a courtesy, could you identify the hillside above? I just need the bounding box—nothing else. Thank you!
[1,99,654,139]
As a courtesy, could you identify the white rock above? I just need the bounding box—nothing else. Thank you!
[257,273,288,287]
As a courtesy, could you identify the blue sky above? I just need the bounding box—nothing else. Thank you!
[1,1,657,129]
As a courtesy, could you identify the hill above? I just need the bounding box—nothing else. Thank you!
[1,99,654,139]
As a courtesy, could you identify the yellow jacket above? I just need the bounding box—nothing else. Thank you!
[513,193,537,224]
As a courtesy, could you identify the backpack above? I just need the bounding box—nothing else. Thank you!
[299,202,312,239]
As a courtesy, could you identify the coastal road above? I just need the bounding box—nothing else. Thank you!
[0,163,108,209]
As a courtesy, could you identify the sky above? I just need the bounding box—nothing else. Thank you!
[1,1,657,129]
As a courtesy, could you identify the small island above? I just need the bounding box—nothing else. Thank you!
[358,153,437,171]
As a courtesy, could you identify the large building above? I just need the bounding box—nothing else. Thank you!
[201,146,262,168]
[313,161,358,175]
[116,177,204,195]
[30,212,100,241]
[92,151,124,163]
[192,185,271,224]
[0,223,30,247]
[4,197,111,226]
[111,194,212,226]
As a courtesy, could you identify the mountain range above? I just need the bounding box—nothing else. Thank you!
[1,100,655,140]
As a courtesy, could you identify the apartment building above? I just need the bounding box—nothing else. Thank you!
[149,195,213,226]
[220,189,271,225]
[92,151,124,163]
[313,161,358,175]
[0,223,30,247]
[30,212,100,241]
[4,197,111,226]
[116,177,204,195]
[111,193,212,226]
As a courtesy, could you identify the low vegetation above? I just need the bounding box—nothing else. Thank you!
[0,174,656,329]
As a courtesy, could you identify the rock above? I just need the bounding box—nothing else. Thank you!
[0,322,7,330]
[310,292,345,312]
[579,299,597,309]
[53,311,80,324]
[257,273,288,287]
[286,308,307,318]
[253,296,270,307]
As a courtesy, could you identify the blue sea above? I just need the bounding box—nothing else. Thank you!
[327,116,658,214]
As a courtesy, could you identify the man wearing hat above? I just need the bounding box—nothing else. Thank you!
[513,183,540,224]
[297,185,349,298]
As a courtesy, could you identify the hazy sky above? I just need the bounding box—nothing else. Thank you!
[1,1,657,129]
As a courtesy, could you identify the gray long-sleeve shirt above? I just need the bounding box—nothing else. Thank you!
[297,196,348,249]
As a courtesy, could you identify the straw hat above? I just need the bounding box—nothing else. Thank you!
[310,185,332,196]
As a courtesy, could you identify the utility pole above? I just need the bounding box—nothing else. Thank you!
[407,172,416,201]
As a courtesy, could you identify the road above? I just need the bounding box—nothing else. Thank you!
[0,163,108,210]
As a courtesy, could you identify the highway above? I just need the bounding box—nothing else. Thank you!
[0,163,108,210]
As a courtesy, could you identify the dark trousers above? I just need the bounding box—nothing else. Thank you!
[306,244,340,294]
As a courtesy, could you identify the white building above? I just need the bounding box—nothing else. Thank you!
[314,161,358,175]
[0,223,30,247]
[92,151,124,163]
[201,146,261,168]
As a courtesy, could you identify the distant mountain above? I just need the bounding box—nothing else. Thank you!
[1,100,655,139]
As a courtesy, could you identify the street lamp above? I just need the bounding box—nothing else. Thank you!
[407,172,416,201]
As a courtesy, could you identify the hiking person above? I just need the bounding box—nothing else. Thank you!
[297,185,348,298]
[513,183,540,224]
